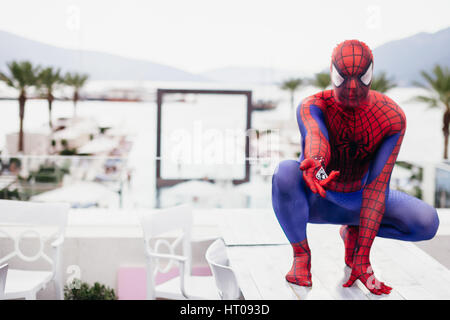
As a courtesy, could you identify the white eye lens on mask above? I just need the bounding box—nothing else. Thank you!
[331,64,344,87]
[360,62,373,86]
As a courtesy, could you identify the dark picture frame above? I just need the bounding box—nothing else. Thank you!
[156,88,253,189]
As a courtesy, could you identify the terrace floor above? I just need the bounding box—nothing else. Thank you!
[219,209,450,300]
[3,208,449,300]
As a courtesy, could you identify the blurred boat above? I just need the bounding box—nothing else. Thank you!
[84,88,144,102]
[252,100,278,111]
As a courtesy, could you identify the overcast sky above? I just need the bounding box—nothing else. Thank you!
[0,0,449,74]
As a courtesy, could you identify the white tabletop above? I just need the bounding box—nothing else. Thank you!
[218,209,288,246]
[220,211,450,300]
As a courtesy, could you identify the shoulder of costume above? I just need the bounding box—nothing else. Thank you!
[300,90,334,110]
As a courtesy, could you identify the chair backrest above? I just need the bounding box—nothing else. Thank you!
[0,263,7,299]
[139,204,193,299]
[140,204,193,269]
[140,204,192,239]
[205,238,242,300]
[0,200,70,272]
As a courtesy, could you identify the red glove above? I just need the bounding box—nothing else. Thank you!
[299,158,339,198]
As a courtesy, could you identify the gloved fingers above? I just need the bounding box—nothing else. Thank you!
[299,158,315,171]
[303,172,317,194]
[315,181,327,198]
[319,170,340,187]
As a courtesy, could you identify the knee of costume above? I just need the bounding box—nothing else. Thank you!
[272,160,302,196]
[386,190,440,241]
[272,159,309,243]
[414,207,439,241]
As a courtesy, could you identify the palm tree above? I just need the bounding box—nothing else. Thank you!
[413,65,450,159]
[371,72,397,93]
[64,72,89,117]
[0,61,40,152]
[281,78,303,110]
[38,67,62,129]
[310,72,331,91]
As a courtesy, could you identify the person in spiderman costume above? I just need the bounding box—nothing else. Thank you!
[272,39,439,295]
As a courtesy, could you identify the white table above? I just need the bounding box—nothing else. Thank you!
[219,209,450,300]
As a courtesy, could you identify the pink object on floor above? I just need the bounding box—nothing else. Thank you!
[117,267,147,300]
[117,265,212,300]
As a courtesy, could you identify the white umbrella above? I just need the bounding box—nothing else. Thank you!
[31,181,119,208]
[78,137,117,154]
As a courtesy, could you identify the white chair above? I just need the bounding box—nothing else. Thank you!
[139,204,219,300]
[0,264,8,300]
[0,200,70,300]
[205,238,243,300]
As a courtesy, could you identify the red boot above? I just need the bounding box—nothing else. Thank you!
[339,225,358,268]
[285,239,312,287]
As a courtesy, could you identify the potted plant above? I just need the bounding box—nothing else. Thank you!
[64,279,117,300]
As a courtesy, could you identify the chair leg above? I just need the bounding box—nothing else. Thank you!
[54,280,64,300]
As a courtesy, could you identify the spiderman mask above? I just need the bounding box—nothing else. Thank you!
[330,40,373,108]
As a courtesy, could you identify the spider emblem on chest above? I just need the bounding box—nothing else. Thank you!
[333,126,372,161]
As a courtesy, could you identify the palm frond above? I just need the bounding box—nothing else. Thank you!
[413,95,439,108]
[64,72,89,89]
[413,64,450,110]
[310,72,330,90]
[371,72,397,93]
[37,67,63,93]
[0,72,14,87]
[280,78,303,92]
[0,60,40,91]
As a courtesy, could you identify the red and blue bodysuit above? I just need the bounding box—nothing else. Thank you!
[272,40,439,295]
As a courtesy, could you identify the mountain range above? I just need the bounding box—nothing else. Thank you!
[0,30,206,82]
[373,27,450,85]
[199,66,308,84]
[0,27,449,85]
